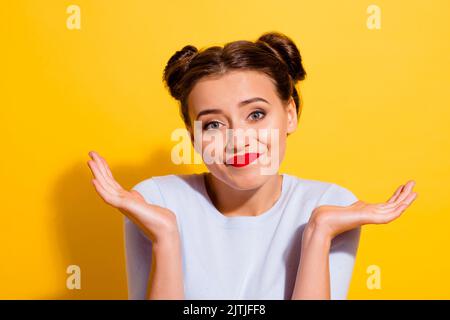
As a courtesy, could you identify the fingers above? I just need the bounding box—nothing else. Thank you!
[387,184,404,203]
[95,152,123,189]
[87,159,117,195]
[380,203,408,223]
[402,190,418,206]
[381,180,415,209]
[363,179,418,225]
[373,190,418,224]
[92,178,113,204]
[392,180,415,206]
[88,151,122,190]
[94,151,115,180]
[368,202,407,224]
[89,151,111,183]
[382,190,418,222]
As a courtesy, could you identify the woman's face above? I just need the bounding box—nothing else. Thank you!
[187,70,298,190]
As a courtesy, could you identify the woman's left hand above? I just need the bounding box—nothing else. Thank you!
[309,180,418,239]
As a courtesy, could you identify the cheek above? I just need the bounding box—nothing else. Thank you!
[256,116,287,149]
[200,131,227,163]
[202,130,226,147]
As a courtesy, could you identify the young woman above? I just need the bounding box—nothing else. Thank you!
[87,31,417,300]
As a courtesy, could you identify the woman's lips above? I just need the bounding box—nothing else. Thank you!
[227,152,262,167]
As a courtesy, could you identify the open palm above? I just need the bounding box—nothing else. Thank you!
[311,180,418,239]
[86,150,178,242]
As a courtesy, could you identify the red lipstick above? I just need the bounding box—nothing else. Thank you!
[228,153,261,167]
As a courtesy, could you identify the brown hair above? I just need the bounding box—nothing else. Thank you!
[162,31,306,129]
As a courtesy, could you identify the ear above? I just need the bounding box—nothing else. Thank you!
[286,97,298,135]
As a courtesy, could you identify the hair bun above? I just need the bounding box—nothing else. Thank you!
[163,45,198,100]
[257,32,306,82]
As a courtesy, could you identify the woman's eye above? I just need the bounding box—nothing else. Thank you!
[203,121,222,130]
[249,111,265,121]
[203,111,264,130]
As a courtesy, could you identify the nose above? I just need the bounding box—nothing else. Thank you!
[224,126,254,155]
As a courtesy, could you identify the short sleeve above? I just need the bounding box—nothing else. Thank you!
[123,178,165,300]
[317,183,361,300]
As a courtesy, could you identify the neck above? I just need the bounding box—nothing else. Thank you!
[204,172,283,217]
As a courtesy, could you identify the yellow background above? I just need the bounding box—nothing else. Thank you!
[1,0,449,299]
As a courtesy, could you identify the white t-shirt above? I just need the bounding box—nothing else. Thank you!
[124,172,361,300]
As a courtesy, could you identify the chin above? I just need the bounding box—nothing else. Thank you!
[214,164,277,191]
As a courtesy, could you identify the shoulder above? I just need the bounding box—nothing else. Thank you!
[284,173,358,207]
[320,183,359,207]
[131,173,203,206]
[132,173,200,190]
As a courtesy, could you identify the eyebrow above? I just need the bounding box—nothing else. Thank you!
[195,97,270,120]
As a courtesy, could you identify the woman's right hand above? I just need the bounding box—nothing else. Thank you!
[86,150,179,243]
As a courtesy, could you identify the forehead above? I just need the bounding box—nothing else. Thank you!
[187,70,278,115]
